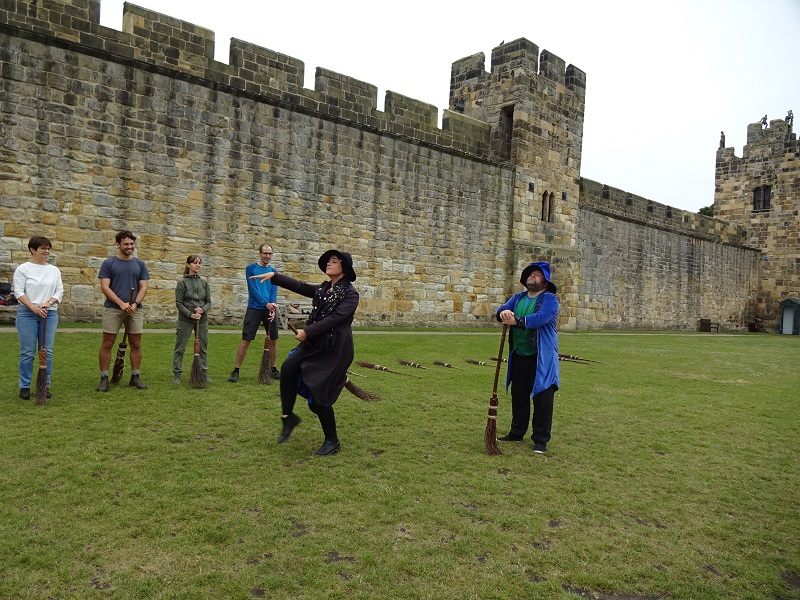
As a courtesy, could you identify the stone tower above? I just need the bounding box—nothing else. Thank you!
[715,113,799,324]
[449,39,586,327]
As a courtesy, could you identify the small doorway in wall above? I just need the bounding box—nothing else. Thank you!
[780,298,800,334]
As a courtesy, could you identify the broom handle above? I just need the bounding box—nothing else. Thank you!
[491,325,508,395]
[120,288,136,345]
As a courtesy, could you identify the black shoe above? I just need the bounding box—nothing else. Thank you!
[128,374,148,390]
[19,387,31,400]
[227,369,239,383]
[46,388,52,399]
[96,376,109,392]
[277,413,301,444]
[497,433,524,442]
[315,438,341,456]
[270,367,281,380]
[533,443,548,454]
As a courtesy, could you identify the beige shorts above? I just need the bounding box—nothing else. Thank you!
[102,307,144,335]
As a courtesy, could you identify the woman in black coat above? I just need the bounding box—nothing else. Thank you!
[251,249,359,456]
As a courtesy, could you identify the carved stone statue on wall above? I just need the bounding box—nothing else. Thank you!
[719,131,725,148]
[787,110,794,128]
[761,114,768,128]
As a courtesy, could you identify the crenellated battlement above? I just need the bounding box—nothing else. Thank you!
[450,38,587,101]
[580,179,752,247]
[0,0,492,159]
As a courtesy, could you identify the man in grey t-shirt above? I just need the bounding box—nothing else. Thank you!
[96,230,150,392]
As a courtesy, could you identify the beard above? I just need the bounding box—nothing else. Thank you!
[526,281,546,293]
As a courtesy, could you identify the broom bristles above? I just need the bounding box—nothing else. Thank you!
[258,350,272,384]
[188,323,207,389]
[344,380,381,402]
[189,353,207,389]
[484,394,501,455]
[35,348,48,406]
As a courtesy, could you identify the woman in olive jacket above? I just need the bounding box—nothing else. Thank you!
[173,255,211,383]
[251,249,359,456]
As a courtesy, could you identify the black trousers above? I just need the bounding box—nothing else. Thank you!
[280,349,338,441]
[509,353,554,443]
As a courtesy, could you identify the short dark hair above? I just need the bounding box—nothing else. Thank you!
[259,243,272,254]
[116,230,136,244]
[28,236,52,252]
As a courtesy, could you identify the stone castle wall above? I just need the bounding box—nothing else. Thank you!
[714,118,799,323]
[0,1,514,325]
[0,1,772,330]
[577,179,761,329]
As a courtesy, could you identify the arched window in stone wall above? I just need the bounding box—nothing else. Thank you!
[602,185,610,199]
[548,192,555,222]
[753,186,771,212]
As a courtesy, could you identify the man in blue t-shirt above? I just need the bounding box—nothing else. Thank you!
[97,230,150,392]
[227,243,279,382]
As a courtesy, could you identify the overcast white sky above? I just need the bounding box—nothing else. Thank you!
[100,0,799,213]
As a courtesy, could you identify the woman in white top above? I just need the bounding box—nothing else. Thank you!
[13,236,64,400]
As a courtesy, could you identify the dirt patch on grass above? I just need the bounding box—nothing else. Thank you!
[562,585,665,599]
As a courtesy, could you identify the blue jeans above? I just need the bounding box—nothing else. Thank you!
[16,307,58,389]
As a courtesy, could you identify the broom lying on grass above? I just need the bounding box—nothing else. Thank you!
[286,323,380,401]
[356,361,415,376]
[466,359,491,366]
[433,360,463,370]
[110,288,136,384]
[257,336,272,385]
[189,319,208,389]
[398,359,427,369]
[35,317,48,406]
[485,325,508,456]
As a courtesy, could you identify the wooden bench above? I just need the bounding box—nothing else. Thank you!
[699,318,720,333]
[278,300,313,330]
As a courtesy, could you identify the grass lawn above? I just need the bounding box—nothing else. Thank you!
[0,327,798,599]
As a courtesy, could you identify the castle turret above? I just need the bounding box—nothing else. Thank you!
[450,39,586,327]
[715,114,799,325]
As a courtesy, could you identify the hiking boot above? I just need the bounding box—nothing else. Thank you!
[270,367,281,380]
[533,443,548,454]
[19,387,31,400]
[497,433,524,442]
[277,413,301,444]
[128,374,148,390]
[315,438,341,456]
[172,375,182,385]
[96,376,110,392]
[227,369,239,383]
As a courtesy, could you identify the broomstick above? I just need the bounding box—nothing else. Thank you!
[433,360,463,370]
[398,359,427,369]
[485,325,508,456]
[189,319,208,389]
[356,361,417,376]
[257,335,272,385]
[466,359,492,366]
[110,288,136,384]
[287,323,380,401]
[344,378,381,401]
[559,353,599,363]
[35,316,48,405]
